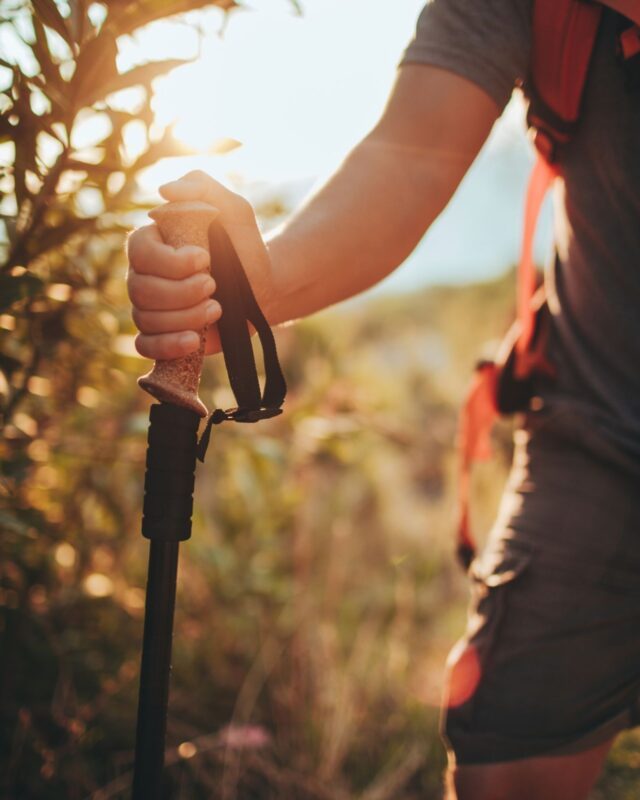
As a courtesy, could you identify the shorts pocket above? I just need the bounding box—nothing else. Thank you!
[470,543,533,588]
[442,545,532,728]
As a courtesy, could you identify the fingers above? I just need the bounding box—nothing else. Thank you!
[159,171,255,225]
[129,170,272,364]
[128,270,216,312]
[132,296,221,335]
[134,318,222,361]
[135,331,201,361]
[128,224,210,279]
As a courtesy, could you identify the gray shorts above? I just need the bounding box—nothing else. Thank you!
[442,411,640,764]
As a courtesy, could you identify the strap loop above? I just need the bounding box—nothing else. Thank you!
[193,220,287,463]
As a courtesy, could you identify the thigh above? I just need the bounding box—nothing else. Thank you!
[447,739,613,800]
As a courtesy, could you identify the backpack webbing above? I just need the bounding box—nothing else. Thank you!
[455,0,607,570]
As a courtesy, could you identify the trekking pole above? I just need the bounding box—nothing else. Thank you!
[132,201,286,799]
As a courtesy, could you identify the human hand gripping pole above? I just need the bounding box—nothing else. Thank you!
[132,200,286,799]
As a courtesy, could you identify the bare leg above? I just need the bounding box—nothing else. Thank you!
[445,738,613,800]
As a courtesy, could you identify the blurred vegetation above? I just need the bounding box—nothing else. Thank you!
[1,1,639,799]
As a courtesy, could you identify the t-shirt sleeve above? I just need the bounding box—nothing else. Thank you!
[401,0,533,111]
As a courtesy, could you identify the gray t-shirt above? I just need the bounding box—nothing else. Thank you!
[403,1,640,465]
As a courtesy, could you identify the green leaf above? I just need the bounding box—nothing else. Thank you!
[70,29,118,107]
[75,55,191,109]
[209,137,242,155]
[30,15,64,95]
[31,0,74,49]
[126,126,191,171]
[0,273,44,311]
[68,0,89,45]
[101,59,191,98]
[107,0,238,38]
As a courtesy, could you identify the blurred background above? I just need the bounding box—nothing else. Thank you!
[0,1,637,798]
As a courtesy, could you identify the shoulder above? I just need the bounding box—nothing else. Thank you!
[402,0,534,110]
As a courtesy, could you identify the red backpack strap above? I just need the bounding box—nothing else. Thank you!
[456,362,499,569]
[455,156,556,570]
[454,0,603,570]
[515,155,558,367]
[528,0,603,161]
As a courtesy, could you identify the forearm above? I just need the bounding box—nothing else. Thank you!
[263,64,500,326]
[265,131,469,325]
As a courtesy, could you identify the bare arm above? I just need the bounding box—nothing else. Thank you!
[265,64,500,322]
[127,64,500,358]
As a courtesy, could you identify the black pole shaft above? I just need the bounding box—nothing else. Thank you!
[132,540,180,800]
[132,403,201,798]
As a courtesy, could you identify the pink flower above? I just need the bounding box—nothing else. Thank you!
[218,724,271,750]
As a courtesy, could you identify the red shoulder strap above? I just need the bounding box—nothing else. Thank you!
[454,0,610,570]
[529,0,603,160]
[455,155,556,570]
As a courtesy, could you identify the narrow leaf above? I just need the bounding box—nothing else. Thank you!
[101,59,190,98]
[108,0,238,38]
[31,0,74,49]
[30,15,63,91]
[71,30,118,107]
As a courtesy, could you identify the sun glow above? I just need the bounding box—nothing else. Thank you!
[116,1,426,192]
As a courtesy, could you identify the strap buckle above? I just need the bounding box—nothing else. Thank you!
[196,405,283,462]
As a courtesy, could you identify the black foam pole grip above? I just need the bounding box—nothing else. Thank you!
[141,403,201,542]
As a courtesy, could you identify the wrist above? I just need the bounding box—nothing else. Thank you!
[263,233,299,327]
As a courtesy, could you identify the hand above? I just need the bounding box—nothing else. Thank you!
[127,170,275,360]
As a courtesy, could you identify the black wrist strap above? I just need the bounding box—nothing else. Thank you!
[196,220,287,462]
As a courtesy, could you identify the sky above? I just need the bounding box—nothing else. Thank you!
[118,0,553,295]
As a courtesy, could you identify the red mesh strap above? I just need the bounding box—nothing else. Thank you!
[455,156,555,569]
[454,0,611,569]
[529,0,602,157]
[515,155,558,372]
[456,362,499,569]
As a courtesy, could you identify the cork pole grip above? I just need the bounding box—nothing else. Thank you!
[138,201,220,417]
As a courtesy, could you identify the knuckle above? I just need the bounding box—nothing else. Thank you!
[128,276,155,310]
[187,276,210,304]
[127,275,143,307]
[136,334,171,361]
[232,193,253,219]
[197,303,211,329]
[185,169,210,186]
[126,227,141,255]
[135,334,152,359]
[127,225,153,265]
[131,308,152,334]
[178,246,208,274]
[154,338,174,360]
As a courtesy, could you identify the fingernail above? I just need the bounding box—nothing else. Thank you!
[195,251,210,272]
[205,300,220,322]
[178,332,199,350]
[200,275,216,295]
